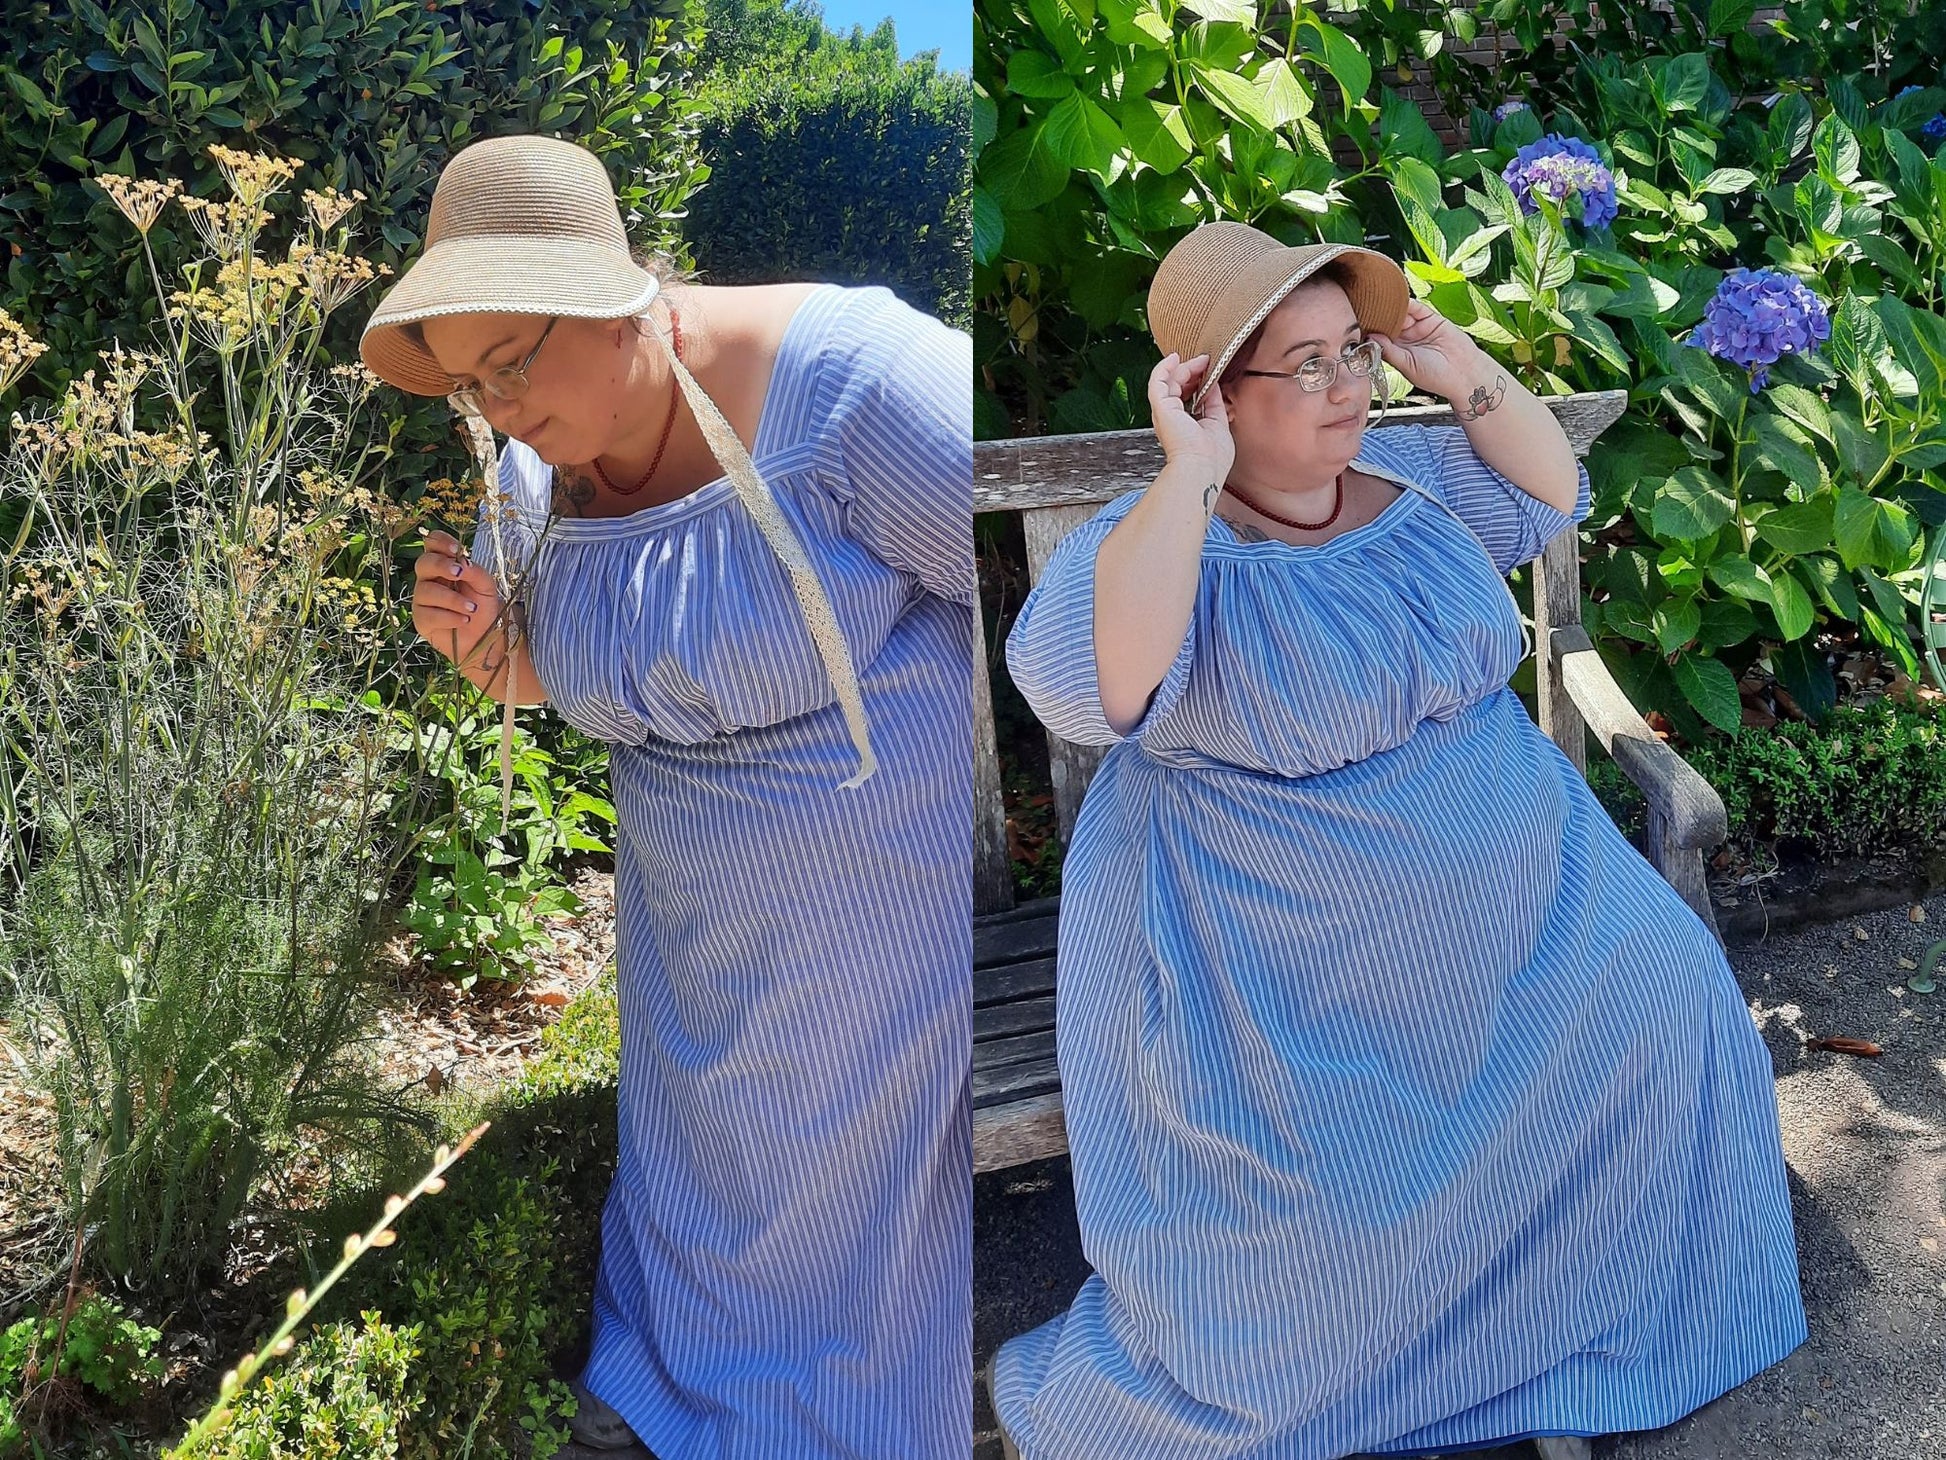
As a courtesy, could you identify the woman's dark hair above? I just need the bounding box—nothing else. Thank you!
[1216,257,1358,394]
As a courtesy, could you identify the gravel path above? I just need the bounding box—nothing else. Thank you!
[974,891,1946,1460]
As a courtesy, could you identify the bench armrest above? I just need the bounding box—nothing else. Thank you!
[1551,626,1728,851]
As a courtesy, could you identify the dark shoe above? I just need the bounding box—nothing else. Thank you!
[981,1353,1021,1460]
[567,1378,644,1452]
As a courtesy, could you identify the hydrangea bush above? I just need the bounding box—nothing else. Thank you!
[1502,133,1619,230]
[1686,268,1833,391]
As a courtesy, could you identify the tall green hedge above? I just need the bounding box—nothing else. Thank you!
[686,62,973,328]
[1,0,707,405]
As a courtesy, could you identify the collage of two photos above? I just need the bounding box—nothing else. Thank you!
[2,1,1945,1458]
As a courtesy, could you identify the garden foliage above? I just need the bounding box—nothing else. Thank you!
[974,0,1946,731]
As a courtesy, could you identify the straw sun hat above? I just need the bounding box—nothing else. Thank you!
[359,134,663,395]
[1148,221,1411,412]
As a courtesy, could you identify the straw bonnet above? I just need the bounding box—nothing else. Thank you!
[359,134,662,395]
[1148,221,1411,411]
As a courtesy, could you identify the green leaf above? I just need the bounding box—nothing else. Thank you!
[1302,16,1370,107]
[973,89,997,159]
[1833,488,1916,570]
[1380,87,1443,165]
[1193,63,1275,131]
[1831,412,1890,484]
[1813,112,1862,185]
[981,125,1069,211]
[1697,596,1759,649]
[1563,309,1631,373]
[1767,571,1815,641]
[1764,382,1832,445]
[1653,466,1735,539]
[972,187,1003,266]
[1747,414,1825,489]
[1181,0,1255,18]
[1755,497,1834,555]
[1671,652,1742,733]
[1707,554,1774,603]
[1706,0,1757,35]
[1253,57,1312,128]
[1654,598,1702,653]
[1006,51,1076,100]
[1770,639,1834,719]
[1658,53,1712,114]
[1767,92,1813,161]
[1672,345,1743,420]
[1120,97,1192,174]
[1041,92,1124,177]
[1797,555,1860,619]
[1696,166,1756,195]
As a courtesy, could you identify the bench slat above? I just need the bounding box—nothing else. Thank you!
[971,392,1627,513]
[975,994,1056,1046]
[974,955,1056,1008]
[974,1050,1061,1109]
[973,906,1060,968]
[972,610,1015,915]
[973,1093,1068,1173]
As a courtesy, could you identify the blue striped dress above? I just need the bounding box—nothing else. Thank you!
[473,285,972,1459]
[992,423,1805,1459]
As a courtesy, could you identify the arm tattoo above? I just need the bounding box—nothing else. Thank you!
[551,465,597,517]
[1457,376,1508,422]
[1201,480,1220,516]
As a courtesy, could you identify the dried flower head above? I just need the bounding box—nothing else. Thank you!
[97,173,184,235]
[302,186,367,232]
[0,310,49,394]
[328,362,382,407]
[1502,133,1618,231]
[1685,266,1832,392]
[169,256,306,352]
[287,241,387,314]
[178,196,273,262]
[207,144,301,207]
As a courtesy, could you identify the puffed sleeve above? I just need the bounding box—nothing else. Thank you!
[1003,493,1197,747]
[816,287,975,606]
[1359,422,1591,573]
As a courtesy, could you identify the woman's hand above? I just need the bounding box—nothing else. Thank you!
[412,530,507,669]
[1148,352,1235,481]
[1367,299,1494,402]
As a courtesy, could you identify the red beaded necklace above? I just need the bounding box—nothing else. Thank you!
[591,308,684,497]
[1226,468,1346,532]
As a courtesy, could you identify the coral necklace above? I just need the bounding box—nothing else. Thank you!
[591,308,684,497]
[1226,468,1345,532]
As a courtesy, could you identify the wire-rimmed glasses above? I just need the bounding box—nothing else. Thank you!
[1239,338,1384,393]
[446,315,559,417]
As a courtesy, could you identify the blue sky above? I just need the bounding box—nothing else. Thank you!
[815,0,970,73]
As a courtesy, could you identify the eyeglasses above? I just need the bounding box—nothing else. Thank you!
[446,316,558,417]
[1239,338,1384,393]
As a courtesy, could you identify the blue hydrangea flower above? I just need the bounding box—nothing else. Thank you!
[1501,133,1618,231]
[1684,267,1831,392]
[1491,99,1530,122]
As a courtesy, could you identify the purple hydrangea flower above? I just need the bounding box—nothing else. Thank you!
[1491,99,1530,122]
[1501,133,1618,231]
[1684,267,1831,392]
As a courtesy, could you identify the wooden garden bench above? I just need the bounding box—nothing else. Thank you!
[970,389,1729,1173]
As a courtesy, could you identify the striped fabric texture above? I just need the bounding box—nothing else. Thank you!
[992,425,1806,1459]
[476,285,975,1459]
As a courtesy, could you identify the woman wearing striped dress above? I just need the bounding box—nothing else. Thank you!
[988,220,1805,1460]
[361,137,971,1458]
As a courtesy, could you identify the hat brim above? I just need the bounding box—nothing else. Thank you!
[1188,244,1408,413]
[359,234,661,396]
